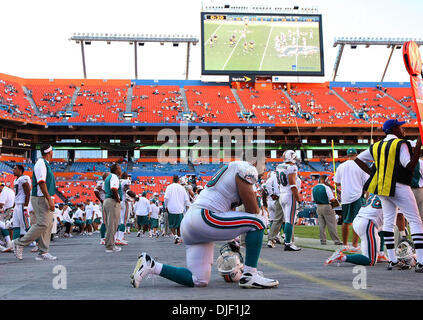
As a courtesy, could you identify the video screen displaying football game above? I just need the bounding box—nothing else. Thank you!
[201,13,324,76]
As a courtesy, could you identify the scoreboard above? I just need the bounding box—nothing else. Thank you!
[201,12,324,76]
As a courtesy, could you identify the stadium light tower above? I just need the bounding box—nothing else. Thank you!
[332,37,423,82]
[69,33,199,79]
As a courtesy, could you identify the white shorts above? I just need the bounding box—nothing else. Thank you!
[12,204,31,235]
[353,216,380,265]
[279,193,298,225]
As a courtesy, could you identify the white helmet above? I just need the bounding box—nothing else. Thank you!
[283,150,297,163]
[396,238,416,267]
[216,243,244,282]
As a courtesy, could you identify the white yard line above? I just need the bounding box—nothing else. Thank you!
[221,30,243,70]
[259,26,273,71]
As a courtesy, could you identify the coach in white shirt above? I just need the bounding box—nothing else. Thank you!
[164,175,190,244]
[134,191,151,237]
[334,148,369,251]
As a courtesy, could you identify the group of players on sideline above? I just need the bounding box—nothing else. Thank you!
[1,119,423,288]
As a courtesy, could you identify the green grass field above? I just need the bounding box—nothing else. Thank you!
[204,21,321,72]
[294,225,353,242]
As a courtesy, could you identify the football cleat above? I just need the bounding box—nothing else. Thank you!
[115,240,128,246]
[131,252,156,288]
[387,260,411,270]
[31,245,39,253]
[377,252,389,263]
[239,271,279,289]
[324,251,345,266]
[137,231,141,238]
[267,240,275,248]
[349,246,360,253]
[284,243,301,251]
[100,239,105,245]
[1,244,13,253]
[12,240,23,260]
[274,235,283,244]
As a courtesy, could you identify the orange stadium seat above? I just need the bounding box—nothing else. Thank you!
[0,78,40,123]
[69,85,128,123]
[131,85,184,123]
[26,83,76,120]
[333,86,412,124]
[184,86,242,123]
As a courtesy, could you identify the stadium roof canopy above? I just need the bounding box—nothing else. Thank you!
[69,33,199,80]
[332,36,423,82]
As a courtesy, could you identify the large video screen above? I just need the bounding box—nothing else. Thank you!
[201,12,324,76]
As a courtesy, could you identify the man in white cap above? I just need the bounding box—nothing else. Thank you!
[13,144,58,261]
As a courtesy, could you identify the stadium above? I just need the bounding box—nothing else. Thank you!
[1,0,423,304]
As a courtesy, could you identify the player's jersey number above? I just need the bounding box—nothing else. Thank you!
[277,171,288,187]
[206,164,229,187]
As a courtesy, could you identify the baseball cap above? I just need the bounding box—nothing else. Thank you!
[382,119,406,133]
[347,148,357,155]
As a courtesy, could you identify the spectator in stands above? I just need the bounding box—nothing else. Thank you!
[312,175,342,245]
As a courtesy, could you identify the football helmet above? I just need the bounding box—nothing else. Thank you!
[396,238,416,267]
[126,190,136,202]
[283,150,297,163]
[216,242,244,282]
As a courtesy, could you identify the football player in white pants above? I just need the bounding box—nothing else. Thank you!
[11,165,31,245]
[131,160,279,289]
[95,173,109,245]
[276,150,302,251]
[116,173,131,245]
[325,194,389,266]
[84,199,94,236]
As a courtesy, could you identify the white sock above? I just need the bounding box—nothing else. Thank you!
[4,236,11,246]
[243,265,257,275]
[387,248,398,263]
[400,231,406,237]
[154,262,163,275]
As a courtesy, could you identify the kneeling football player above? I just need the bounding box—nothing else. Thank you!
[130,159,279,289]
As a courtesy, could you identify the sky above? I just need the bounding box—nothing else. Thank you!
[0,0,422,82]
